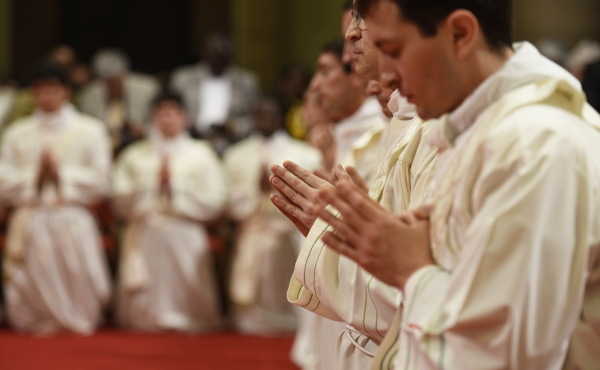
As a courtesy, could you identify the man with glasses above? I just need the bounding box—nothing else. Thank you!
[312,0,600,368]
[271,2,437,369]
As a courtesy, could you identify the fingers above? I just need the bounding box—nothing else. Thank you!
[270,166,314,210]
[315,205,362,249]
[398,211,417,226]
[412,204,433,220]
[313,168,330,181]
[270,193,312,236]
[333,165,368,193]
[320,230,358,261]
[329,180,381,221]
[332,164,351,183]
[283,161,330,189]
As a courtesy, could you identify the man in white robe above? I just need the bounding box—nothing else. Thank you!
[270,3,440,368]
[224,97,322,335]
[0,63,112,335]
[315,0,600,368]
[114,91,227,332]
[275,37,388,370]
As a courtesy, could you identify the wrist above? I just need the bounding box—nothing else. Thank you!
[398,262,435,291]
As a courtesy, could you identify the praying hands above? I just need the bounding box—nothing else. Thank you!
[269,161,367,237]
[36,149,60,194]
[314,178,435,290]
[158,155,172,198]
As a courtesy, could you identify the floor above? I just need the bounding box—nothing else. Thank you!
[0,329,299,370]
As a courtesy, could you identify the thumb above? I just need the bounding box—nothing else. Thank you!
[412,204,433,220]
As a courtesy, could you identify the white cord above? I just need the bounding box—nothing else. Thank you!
[344,324,376,358]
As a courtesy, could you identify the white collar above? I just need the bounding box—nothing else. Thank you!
[333,96,383,145]
[150,129,189,156]
[448,41,581,135]
[388,89,417,120]
[35,103,76,128]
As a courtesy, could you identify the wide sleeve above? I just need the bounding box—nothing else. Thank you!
[59,124,111,204]
[112,146,155,219]
[167,143,228,222]
[288,212,402,340]
[288,124,434,340]
[397,111,594,369]
[0,127,38,205]
[223,145,261,221]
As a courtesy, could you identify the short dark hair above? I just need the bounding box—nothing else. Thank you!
[356,0,512,52]
[342,0,353,11]
[320,37,352,74]
[151,90,186,111]
[29,62,69,87]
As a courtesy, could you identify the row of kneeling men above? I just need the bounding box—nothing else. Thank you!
[0,63,323,335]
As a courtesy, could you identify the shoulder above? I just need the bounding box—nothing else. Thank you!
[230,66,258,85]
[284,135,319,154]
[487,104,599,169]
[2,116,36,139]
[222,137,261,168]
[116,139,152,163]
[289,141,323,168]
[185,138,220,156]
[73,113,108,133]
[226,136,258,153]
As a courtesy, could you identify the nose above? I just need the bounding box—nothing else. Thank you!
[308,74,321,92]
[344,21,361,42]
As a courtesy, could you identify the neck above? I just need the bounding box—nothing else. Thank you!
[462,46,513,100]
[40,105,64,114]
[334,95,367,123]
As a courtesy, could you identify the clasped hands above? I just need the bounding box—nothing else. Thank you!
[158,155,172,198]
[269,161,434,290]
[36,149,60,193]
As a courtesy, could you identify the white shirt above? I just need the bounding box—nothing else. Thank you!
[197,75,232,130]
[333,96,385,163]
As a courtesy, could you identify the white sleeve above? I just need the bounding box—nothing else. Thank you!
[112,148,155,219]
[0,131,37,205]
[223,150,260,221]
[59,128,111,204]
[397,119,591,369]
[168,145,228,222]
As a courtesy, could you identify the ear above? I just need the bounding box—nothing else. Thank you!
[444,10,479,59]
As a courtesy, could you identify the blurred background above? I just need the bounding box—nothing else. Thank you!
[0,1,598,369]
[1,0,599,91]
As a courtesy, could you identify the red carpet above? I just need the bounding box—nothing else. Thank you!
[0,329,299,370]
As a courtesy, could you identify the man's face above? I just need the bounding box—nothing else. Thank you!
[366,0,463,119]
[253,100,282,137]
[153,102,187,138]
[344,3,380,80]
[32,80,70,113]
[310,52,355,121]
